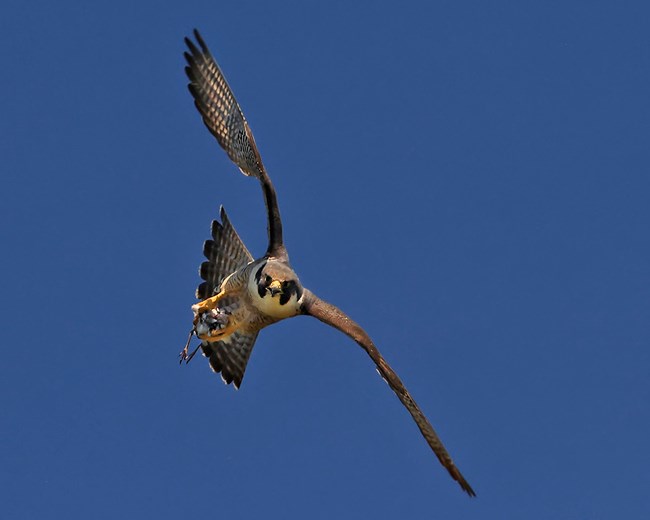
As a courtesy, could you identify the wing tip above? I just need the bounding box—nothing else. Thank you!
[184,35,200,57]
[460,480,477,498]
[449,466,476,497]
[196,281,209,300]
[202,336,251,391]
[213,358,244,390]
[192,28,209,53]
[219,205,228,223]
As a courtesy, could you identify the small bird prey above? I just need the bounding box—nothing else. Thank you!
[180,29,475,497]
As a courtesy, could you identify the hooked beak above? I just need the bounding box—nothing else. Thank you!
[268,280,282,296]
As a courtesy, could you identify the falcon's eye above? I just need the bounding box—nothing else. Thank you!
[265,275,272,284]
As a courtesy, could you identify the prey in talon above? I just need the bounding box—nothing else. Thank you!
[194,307,230,339]
[179,29,476,497]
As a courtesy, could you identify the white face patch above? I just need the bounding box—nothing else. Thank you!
[247,269,301,319]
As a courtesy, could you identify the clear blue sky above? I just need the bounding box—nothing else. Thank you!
[2,1,649,518]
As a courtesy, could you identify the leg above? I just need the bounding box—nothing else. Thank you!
[179,329,200,364]
[191,290,228,316]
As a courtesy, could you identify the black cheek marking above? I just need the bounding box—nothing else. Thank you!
[254,265,264,283]
[287,280,302,299]
[258,284,266,299]
[279,292,290,305]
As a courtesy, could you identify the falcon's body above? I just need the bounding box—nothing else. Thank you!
[186,208,304,388]
[193,256,304,380]
[180,29,476,497]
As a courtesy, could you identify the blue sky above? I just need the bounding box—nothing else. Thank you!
[2,1,649,518]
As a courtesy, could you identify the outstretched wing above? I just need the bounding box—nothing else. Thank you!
[184,29,286,259]
[300,289,476,497]
[201,330,260,389]
[197,206,253,300]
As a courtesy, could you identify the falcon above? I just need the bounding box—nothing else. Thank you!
[180,29,475,497]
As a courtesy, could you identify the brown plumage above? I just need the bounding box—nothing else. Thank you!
[196,206,252,300]
[181,29,476,497]
[300,290,475,496]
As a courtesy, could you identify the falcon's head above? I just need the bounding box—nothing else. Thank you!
[249,261,303,318]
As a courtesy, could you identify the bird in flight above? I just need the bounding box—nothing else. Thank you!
[180,29,475,497]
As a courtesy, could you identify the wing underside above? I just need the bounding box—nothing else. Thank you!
[201,330,260,389]
[300,289,476,497]
[184,29,286,259]
[184,31,263,178]
[194,209,257,388]
[196,206,253,300]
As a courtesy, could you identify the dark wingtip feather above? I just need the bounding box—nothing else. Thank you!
[460,480,476,497]
[193,29,209,54]
[449,467,476,497]
[203,239,216,259]
[196,281,209,300]
[219,205,228,223]
[208,352,222,373]
[185,35,200,56]
[221,369,234,385]
[199,260,218,281]
[187,82,199,98]
[210,218,224,239]
[207,351,239,388]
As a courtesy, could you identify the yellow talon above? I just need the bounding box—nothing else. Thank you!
[197,322,237,343]
[192,290,226,314]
